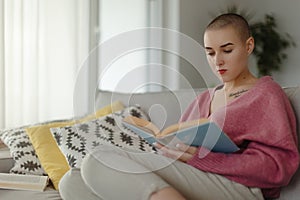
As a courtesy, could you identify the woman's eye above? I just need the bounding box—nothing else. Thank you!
[224,49,232,53]
[207,52,215,56]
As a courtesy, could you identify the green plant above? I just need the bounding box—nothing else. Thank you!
[212,5,296,76]
[251,14,296,76]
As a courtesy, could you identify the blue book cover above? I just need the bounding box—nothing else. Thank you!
[122,120,239,153]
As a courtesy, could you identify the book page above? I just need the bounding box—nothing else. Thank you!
[124,117,239,153]
[0,150,12,159]
[0,173,48,191]
[123,116,160,135]
[159,118,209,137]
[0,141,7,149]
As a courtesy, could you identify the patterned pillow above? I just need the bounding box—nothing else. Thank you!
[25,101,124,190]
[0,126,46,175]
[0,102,124,179]
[50,106,155,168]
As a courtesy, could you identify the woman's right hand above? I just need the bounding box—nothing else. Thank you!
[153,142,198,163]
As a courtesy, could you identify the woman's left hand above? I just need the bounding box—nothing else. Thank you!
[154,142,198,163]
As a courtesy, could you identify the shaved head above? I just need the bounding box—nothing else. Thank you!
[205,13,251,42]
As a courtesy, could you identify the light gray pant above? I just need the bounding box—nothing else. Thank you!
[59,145,264,200]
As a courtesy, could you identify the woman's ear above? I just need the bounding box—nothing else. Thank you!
[246,37,255,55]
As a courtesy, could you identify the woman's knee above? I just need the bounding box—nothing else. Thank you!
[59,168,100,200]
[81,146,169,200]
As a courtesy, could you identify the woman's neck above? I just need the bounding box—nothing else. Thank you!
[223,71,258,92]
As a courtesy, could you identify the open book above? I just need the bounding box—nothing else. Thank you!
[0,173,48,191]
[122,116,239,153]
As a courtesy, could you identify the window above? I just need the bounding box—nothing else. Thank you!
[98,0,180,92]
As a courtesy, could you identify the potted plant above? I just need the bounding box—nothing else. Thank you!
[251,14,296,76]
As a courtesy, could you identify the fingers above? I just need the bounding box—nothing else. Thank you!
[175,143,198,155]
[154,142,197,154]
[153,142,197,162]
[153,142,164,149]
[160,147,191,162]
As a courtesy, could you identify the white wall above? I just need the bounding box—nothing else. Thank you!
[178,0,300,87]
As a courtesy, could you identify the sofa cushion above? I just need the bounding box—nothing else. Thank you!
[0,146,14,173]
[278,86,300,200]
[50,105,154,168]
[26,101,124,190]
[95,88,206,128]
[0,125,47,175]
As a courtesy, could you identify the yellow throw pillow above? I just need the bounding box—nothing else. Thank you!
[26,101,124,190]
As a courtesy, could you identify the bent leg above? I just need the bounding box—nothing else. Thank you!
[81,145,263,200]
[59,168,101,200]
[150,187,186,200]
[81,148,170,200]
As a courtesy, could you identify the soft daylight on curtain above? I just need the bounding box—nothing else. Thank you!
[0,0,93,129]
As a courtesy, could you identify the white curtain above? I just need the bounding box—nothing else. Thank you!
[0,0,95,129]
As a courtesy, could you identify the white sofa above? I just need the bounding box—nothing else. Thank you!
[0,86,299,200]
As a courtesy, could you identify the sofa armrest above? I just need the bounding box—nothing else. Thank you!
[0,146,14,173]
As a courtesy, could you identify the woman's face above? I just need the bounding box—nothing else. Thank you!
[204,26,254,83]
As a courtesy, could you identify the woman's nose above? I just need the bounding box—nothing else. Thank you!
[215,54,224,67]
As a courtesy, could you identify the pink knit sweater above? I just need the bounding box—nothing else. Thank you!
[180,76,299,198]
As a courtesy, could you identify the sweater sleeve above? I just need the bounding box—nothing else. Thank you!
[187,137,298,188]
[186,79,299,197]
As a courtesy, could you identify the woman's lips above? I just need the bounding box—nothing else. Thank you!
[218,69,227,75]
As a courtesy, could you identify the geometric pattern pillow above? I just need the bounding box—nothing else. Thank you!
[50,106,155,168]
[24,101,124,190]
[0,126,46,175]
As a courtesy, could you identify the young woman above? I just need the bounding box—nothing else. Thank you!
[60,14,299,200]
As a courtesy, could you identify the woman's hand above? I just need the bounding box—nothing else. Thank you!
[154,142,198,163]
